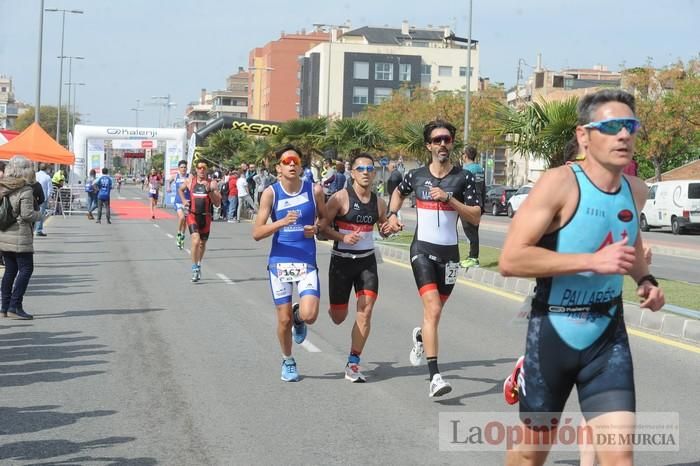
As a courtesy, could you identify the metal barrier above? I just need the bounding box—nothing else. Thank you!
[48,185,88,217]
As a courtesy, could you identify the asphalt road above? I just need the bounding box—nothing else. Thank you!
[397,207,700,285]
[1,186,698,465]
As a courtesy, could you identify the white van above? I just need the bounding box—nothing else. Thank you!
[640,180,700,234]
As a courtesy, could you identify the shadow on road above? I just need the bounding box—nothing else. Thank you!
[0,406,115,435]
[0,437,157,465]
[38,307,165,319]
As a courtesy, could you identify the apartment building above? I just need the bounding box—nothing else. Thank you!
[299,22,479,118]
[0,75,19,130]
[249,30,329,121]
[184,68,249,137]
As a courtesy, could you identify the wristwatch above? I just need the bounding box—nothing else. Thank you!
[637,274,659,287]
[387,211,397,219]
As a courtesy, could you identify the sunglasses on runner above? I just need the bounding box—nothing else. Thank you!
[430,135,453,145]
[583,117,641,135]
[279,155,301,166]
[353,165,375,173]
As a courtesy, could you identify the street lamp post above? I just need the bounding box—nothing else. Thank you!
[45,7,84,143]
[60,55,84,141]
[70,82,85,127]
[149,95,175,127]
[130,99,143,127]
[35,0,46,123]
[463,0,473,145]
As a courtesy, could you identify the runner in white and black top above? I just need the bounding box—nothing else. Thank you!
[322,153,391,383]
[386,119,481,398]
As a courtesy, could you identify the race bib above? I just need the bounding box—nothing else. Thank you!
[149,187,157,194]
[276,262,307,283]
[445,262,459,285]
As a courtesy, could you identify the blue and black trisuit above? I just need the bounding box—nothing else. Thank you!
[520,164,639,423]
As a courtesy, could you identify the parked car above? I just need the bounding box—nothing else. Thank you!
[507,184,533,217]
[484,185,517,216]
[640,180,700,234]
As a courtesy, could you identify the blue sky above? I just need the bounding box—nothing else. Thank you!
[1,0,698,128]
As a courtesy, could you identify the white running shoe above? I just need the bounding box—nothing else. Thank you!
[409,327,425,366]
[429,373,452,398]
[344,363,367,383]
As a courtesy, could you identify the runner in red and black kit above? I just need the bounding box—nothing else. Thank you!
[322,153,391,383]
[387,119,481,398]
[178,161,221,282]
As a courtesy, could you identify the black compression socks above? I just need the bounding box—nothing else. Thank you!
[427,357,439,380]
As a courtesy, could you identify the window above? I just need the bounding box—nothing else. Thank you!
[647,185,657,200]
[0,87,6,92]
[354,62,369,79]
[353,86,368,105]
[459,67,473,77]
[375,63,393,81]
[421,64,431,78]
[689,183,700,199]
[399,63,411,81]
[373,87,392,104]
[0,104,6,114]
[438,66,452,77]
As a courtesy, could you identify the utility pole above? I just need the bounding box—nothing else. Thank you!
[35,0,45,124]
[463,0,473,145]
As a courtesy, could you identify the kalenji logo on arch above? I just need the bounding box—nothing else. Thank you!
[106,128,159,138]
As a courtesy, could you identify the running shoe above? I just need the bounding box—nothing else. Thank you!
[191,265,200,283]
[344,363,367,383]
[291,302,307,344]
[460,257,480,268]
[281,358,299,382]
[428,373,452,398]
[177,234,184,250]
[503,355,525,405]
[409,327,425,366]
[196,265,201,281]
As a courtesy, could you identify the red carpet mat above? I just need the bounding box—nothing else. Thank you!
[109,200,175,220]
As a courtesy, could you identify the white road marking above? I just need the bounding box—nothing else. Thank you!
[166,233,174,238]
[132,197,140,200]
[185,249,191,254]
[300,340,321,353]
[216,273,235,284]
[153,224,160,228]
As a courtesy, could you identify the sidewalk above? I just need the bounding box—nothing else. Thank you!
[376,241,700,346]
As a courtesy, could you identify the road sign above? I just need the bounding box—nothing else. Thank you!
[380,157,389,167]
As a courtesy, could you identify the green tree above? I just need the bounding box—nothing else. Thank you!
[392,121,429,163]
[624,60,700,180]
[200,128,250,167]
[14,105,81,147]
[273,117,328,164]
[149,152,164,171]
[495,97,579,168]
[325,118,387,159]
[241,137,273,167]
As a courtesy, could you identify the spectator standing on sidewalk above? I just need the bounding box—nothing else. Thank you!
[34,163,52,235]
[237,170,257,220]
[0,156,41,320]
[227,169,239,222]
[85,169,98,220]
[460,146,486,269]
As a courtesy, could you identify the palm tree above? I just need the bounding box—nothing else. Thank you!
[393,121,428,163]
[241,137,273,167]
[200,128,250,167]
[495,97,579,168]
[273,117,328,163]
[325,118,387,159]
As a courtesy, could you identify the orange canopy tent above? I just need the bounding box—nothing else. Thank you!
[0,122,75,164]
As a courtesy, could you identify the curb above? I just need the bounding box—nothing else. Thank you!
[376,243,700,346]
